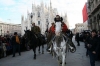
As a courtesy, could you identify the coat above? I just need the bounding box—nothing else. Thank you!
[31,26,41,34]
[62,23,68,32]
[11,35,20,45]
[49,26,55,34]
[75,33,80,41]
[86,35,99,52]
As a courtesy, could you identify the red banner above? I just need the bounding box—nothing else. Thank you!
[82,3,88,23]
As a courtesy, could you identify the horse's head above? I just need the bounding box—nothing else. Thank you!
[24,30,31,40]
[55,22,62,36]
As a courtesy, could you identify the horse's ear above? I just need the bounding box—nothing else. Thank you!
[24,30,26,32]
[60,17,63,22]
[54,18,56,23]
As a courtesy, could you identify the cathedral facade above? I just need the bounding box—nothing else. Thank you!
[21,2,69,36]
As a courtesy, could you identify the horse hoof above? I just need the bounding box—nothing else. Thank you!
[34,57,36,60]
[39,52,41,54]
[60,62,66,64]
[34,57,36,59]
[34,54,36,59]
[42,52,44,54]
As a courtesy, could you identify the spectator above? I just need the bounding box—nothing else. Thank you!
[11,32,21,57]
[96,30,100,61]
[85,32,90,56]
[0,36,3,59]
[86,29,100,66]
[75,32,80,46]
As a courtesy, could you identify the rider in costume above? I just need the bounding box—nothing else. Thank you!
[46,23,55,51]
[31,23,41,38]
[46,15,69,52]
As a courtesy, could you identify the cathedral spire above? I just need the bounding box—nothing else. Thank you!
[50,0,52,8]
[21,15,24,22]
[45,3,47,8]
[27,9,29,16]
[34,0,35,5]
[41,0,44,5]
[32,2,33,9]
[59,11,62,17]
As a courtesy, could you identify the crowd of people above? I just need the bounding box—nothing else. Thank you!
[75,30,100,66]
[0,22,45,59]
[0,32,30,59]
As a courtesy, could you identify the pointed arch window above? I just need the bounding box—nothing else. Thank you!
[46,19,48,23]
[38,21,40,25]
[38,12,40,17]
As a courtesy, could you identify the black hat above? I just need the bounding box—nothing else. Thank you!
[54,15,63,22]
[91,29,97,34]
[14,32,17,35]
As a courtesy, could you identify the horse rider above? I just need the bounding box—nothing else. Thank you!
[46,15,69,52]
[61,22,68,34]
[46,22,55,51]
[31,23,41,38]
[48,23,55,40]
[61,22,73,41]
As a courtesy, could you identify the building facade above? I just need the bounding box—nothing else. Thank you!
[74,23,85,34]
[21,1,69,35]
[87,0,100,30]
[0,21,21,36]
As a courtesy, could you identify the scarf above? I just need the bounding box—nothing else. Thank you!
[16,36,20,44]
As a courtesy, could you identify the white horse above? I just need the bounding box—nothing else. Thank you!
[51,22,76,66]
[52,22,67,66]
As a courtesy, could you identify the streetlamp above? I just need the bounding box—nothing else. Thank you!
[46,19,49,31]
[30,13,33,25]
[47,22,49,31]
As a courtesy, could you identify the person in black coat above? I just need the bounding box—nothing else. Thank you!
[96,30,100,61]
[85,32,90,56]
[11,32,21,57]
[86,30,100,66]
[75,32,80,46]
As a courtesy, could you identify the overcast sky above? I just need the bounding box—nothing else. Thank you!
[0,0,87,29]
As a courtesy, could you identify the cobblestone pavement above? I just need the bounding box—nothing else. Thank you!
[0,36,100,66]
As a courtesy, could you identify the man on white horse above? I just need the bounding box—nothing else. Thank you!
[47,15,76,66]
[52,15,68,66]
[46,15,73,52]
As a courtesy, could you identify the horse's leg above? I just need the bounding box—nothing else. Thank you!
[62,53,66,66]
[51,45,53,56]
[42,45,44,54]
[33,47,36,59]
[58,56,62,66]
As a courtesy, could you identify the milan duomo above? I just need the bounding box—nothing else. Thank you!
[21,1,69,35]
